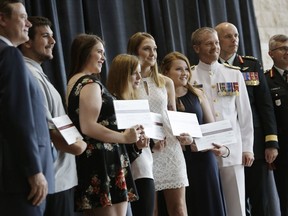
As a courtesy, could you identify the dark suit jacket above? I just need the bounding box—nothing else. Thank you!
[232,55,278,159]
[0,39,54,194]
[265,66,288,162]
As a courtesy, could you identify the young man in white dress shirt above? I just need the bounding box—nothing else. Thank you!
[19,16,87,216]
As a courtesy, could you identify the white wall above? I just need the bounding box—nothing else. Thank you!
[253,0,288,70]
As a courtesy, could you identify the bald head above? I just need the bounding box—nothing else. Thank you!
[215,22,236,36]
[215,22,239,60]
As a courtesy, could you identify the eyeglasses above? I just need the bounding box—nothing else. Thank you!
[271,46,288,53]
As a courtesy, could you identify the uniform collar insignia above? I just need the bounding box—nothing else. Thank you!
[242,67,249,71]
[269,68,274,78]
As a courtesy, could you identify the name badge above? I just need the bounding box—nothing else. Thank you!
[217,82,239,96]
[242,72,259,86]
[275,99,281,106]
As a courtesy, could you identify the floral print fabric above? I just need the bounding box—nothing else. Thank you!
[67,75,138,211]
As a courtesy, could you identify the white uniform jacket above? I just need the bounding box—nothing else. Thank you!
[191,61,254,167]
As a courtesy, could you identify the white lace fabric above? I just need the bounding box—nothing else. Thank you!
[138,77,188,191]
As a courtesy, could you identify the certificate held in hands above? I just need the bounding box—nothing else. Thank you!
[166,110,237,151]
[145,112,166,140]
[166,110,202,137]
[194,120,237,151]
[113,99,152,129]
[52,115,83,145]
[113,100,166,140]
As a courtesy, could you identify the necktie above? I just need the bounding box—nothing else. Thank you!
[283,70,288,83]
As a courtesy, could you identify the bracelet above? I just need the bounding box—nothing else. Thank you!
[221,145,230,158]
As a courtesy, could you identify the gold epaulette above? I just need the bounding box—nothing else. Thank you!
[242,56,258,61]
[190,65,196,70]
[223,63,241,70]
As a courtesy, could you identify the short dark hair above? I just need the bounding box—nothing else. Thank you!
[28,16,52,40]
[0,0,23,17]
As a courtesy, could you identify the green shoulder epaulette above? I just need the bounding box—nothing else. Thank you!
[190,65,196,70]
[242,56,258,61]
[223,63,241,70]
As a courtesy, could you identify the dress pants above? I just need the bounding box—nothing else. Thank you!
[220,164,245,216]
[274,158,288,216]
[245,160,281,216]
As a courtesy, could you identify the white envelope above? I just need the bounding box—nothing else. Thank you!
[194,120,237,151]
[113,99,152,129]
[52,115,83,145]
[166,110,202,137]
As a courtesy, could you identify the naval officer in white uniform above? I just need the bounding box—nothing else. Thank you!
[190,27,254,216]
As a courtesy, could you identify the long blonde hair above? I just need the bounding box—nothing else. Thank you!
[127,32,165,87]
[106,54,140,100]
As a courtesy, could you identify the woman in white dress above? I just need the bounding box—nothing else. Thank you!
[127,32,189,216]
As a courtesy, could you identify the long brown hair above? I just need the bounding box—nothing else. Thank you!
[127,32,165,87]
[161,51,200,99]
[106,54,140,100]
[68,33,104,80]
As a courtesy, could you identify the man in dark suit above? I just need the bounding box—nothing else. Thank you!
[215,22,279,216]
[0,1,54,215]
[265,34,288,216]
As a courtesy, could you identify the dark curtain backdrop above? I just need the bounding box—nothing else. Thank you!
[23,0,261,100]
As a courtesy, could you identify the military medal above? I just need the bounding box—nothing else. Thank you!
[242,72,259,86]
[217,82,239,96]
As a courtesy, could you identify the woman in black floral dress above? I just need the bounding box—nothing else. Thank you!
[66,34,142,216]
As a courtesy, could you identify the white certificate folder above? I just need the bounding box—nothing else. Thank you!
[167,111,202,137]
[113,100,165,140]
[113,99,152,129]
[166,110,202,137]
[52,115,83,145]
[145,112,166,140]
[194,120,237,151]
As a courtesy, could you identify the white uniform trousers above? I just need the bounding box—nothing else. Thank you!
[220,164,245,216]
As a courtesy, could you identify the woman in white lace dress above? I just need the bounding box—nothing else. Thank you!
[127,32,189,216]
